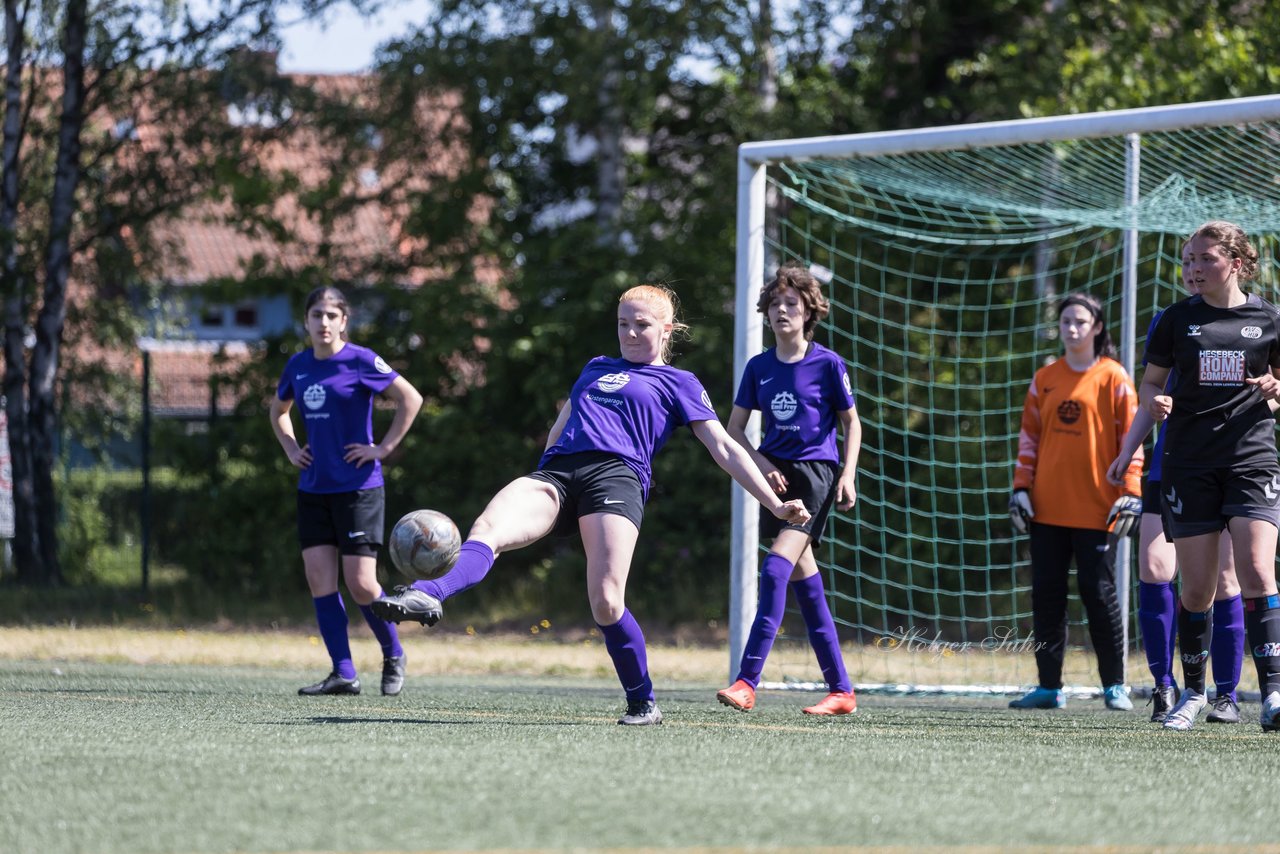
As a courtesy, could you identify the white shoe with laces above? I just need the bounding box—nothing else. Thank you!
[1161,688,1207,731]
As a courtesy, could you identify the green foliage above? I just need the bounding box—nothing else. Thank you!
[44,0,1280,629]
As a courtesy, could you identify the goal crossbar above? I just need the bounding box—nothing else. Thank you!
[738,94,1280,165]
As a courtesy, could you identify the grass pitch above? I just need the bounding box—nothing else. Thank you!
[3,633,1280,853]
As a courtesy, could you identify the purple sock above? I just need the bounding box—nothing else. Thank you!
[598,609,652,702]
[412,540,495,601]
[359,602,404,659]
[1138,581,1177,688]
[1211,595,1244,702]
[791,573,852,693]
[1177,606,1212,694]
[736,553,794,688]
[312,592,356,679]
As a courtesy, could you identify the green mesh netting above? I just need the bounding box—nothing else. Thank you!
[756,119,1280,695]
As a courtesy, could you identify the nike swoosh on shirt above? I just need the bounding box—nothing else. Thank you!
[348,531,366,538]
[296,373,308,380]
[602,499,625,505]
[760,377,774,385]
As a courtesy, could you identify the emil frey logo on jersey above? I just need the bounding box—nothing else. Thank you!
[1242,326,1263,339]
[771,391,799,422]
[303,383,326,410]
[1199,350,1246,385]
[596,372,631,392]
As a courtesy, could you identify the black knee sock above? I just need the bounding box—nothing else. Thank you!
[1244,595,1280,698]
[1177,607,1212,694]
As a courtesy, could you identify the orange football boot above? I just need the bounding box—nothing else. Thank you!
[802,690,858,715]
[716,679,756,711]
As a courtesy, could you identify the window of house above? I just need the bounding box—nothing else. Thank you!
[201,307,225,328]
[233,305,258,328]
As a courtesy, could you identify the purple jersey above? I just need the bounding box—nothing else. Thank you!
[540,356,719,497]
[733,342,855,463]
[276,343,399,494]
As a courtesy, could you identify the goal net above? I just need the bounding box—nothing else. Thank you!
[730,95,1280,697]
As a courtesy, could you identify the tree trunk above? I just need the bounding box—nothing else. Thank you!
[30,0,88,583]
[757,0,780,274]
[591,0,623,245]
[757,0,777,111]
[2,0,40,582]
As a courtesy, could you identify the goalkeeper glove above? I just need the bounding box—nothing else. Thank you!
[1107,495,1142,540]
[1009,489,1034,535]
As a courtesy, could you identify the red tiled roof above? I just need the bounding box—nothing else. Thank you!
[140,73,468,286]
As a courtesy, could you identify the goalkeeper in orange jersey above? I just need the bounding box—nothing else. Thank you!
[1007,292,1142,711]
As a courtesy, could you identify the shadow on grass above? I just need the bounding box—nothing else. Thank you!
[295,715,591,727]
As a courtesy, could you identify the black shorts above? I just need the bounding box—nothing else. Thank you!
[297,487,384,557]
[1159,463,1280,539]
[758,455,838,546]
[527,451,646,537]
[1142,479,1164,516]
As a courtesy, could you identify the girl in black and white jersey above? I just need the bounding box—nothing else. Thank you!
[1140,220,1280,732]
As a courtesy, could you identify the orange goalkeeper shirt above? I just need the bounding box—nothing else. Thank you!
[1013,357,1143,532]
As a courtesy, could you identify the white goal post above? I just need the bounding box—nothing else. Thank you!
[731,94,1280,691]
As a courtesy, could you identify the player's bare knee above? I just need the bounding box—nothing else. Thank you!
[589,593,625,626]
[468,515,496,541]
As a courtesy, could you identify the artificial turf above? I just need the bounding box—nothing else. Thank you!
[3,660,1278,853]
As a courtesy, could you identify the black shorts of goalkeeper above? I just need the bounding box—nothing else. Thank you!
[1158,463,1280,540]
[758,455,838,546]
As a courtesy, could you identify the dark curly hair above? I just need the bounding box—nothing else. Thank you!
[756,265,830,340]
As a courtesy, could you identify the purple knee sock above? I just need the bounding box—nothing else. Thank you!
[412,540,495,601]
[791,573,852,694]
[312,592,356,679]
[736,553,794,688]
[598,609,652,702]
[1138,581,1177,688]
[359,602,404,659]
[1211,594,1244,702]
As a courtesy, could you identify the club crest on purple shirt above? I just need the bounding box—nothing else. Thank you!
[597,372,631,392]
[770,391,798,421]
[303,384,326,409]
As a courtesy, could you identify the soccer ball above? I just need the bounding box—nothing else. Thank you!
[388,509,462,580]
